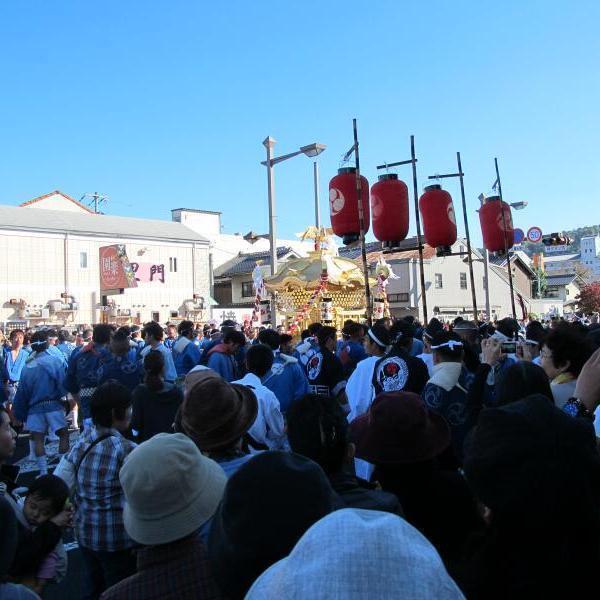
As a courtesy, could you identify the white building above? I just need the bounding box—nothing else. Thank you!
[0,191,211,327]
[171,208,313,269]
[579,235,600,277]
[341,239,534,322]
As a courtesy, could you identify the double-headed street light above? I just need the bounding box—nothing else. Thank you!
[262,138,326,325]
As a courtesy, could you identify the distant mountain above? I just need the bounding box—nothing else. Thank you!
[520,225,600,256]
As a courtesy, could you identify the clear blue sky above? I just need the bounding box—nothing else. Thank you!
[1,1,599,245]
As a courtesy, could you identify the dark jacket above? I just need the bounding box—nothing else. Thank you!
[328,470,402,515]
[131,383,183,443]
[374,460,483,568]
[372,347,429,396]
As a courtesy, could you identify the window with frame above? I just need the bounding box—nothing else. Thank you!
[460,272,467,289]
[169,257,178,272]
[435,273,443,289]
[388,293,409,302]
[80,252,88,269]
[241,281,254,298]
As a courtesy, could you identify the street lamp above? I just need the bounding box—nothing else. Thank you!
[262,137,326,325]
[509,201,528,211]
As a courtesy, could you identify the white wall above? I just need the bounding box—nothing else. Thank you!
[0,229,211,326]
[22,193,90,213]
[172,210,221,237]
[384,242,523,322]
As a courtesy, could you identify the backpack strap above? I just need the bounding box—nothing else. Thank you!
[74,433,115,478]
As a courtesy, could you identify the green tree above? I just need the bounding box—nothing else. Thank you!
[532,267,547,298]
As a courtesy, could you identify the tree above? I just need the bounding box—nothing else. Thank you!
[576,282,600,313]
[532,267,547,298]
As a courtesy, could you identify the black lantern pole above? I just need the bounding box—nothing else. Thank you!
[352,118,373,326]
[494,157,517,320]
[457,152,478,323]
[426,153,479,323]
[374,136,428,324]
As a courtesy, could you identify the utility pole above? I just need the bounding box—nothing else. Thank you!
[81,192,109,214]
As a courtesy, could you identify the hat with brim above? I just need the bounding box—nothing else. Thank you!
[350,392,450,464]
[121,433,227,545]
[182,378,258,451]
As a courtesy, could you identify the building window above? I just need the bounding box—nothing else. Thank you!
[169,257,178,272]
[435,273,443,289]
[241,281,254,298]
[460,272,467,289]
[80,252,88,269]
[388,293,409,302]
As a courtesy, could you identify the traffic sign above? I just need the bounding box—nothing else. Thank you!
[514,228,525,244]
[527,226,543,243]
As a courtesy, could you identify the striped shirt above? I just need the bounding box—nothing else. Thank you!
[66,425,136,552]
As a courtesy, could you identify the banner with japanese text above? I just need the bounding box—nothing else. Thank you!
[99,244,138,294]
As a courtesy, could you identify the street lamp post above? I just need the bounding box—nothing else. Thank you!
[262,138,326,325]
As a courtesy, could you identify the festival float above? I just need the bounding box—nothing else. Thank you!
[261,227,376,332]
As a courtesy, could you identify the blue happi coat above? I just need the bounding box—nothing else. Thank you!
[172,337,202,377]
[3,347,30,383]
[97,349,143,391]
[262,351,309,414]
[13,351,67,421]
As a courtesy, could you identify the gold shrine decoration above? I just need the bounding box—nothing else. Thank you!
[264,249,375,293]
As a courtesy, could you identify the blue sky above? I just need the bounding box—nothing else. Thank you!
[1,1,599,245]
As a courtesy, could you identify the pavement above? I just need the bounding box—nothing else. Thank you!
[11,429,84,599]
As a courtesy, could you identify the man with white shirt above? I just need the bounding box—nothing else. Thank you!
[233,344,285,450]
[140,322,177,385]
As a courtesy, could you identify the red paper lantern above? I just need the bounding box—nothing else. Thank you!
[371,174,409,247]
[479,195,514,254]
[329,167,370,245]
[418,184,457,254]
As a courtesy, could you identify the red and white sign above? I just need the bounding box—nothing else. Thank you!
[99,245,137,293]
[527,227,543,243]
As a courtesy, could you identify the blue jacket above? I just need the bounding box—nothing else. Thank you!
[14,351,67,421]
[3,347,30,383]
[172,338,202,377]
[164,337,177,351]
[97,350,143,391]
[337,340,367,378]
[140,343,177,384]
[57,341,76,360]
[47,344,68,366]
[206,345,237,382]
[66,343,111,394]
[262,351,309,414]
[409,338,424,357]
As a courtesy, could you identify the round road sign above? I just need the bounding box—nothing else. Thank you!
[514,228,525,244]
[527,226,543,243]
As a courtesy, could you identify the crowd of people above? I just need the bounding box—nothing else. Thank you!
[1,312,600,598]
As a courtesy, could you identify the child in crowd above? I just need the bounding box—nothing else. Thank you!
[7,474,71,596]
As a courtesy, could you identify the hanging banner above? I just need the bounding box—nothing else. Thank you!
[99,245,138,294]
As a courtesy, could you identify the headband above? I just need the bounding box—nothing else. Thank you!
[525,339,540,346]
[367,328,388,349]
[431,340,463,350]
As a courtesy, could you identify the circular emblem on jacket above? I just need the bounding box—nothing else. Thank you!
[375,356,409,392]
[307,353,323,381]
